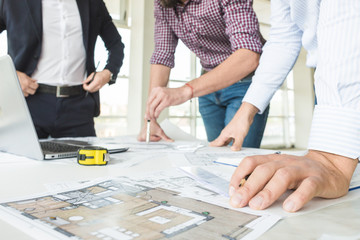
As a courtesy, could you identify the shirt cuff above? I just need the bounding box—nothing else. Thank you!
[242,81,274,114]
[308,105,360,159]
[150,53,175,68]
[231,36,263,54]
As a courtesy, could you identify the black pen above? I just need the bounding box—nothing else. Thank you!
[85,61,100,97]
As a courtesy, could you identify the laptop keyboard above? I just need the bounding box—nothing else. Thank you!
[40,141,81,153]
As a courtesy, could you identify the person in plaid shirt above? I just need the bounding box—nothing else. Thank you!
[138,0,269,147]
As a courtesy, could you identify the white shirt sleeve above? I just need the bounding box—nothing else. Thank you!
[243,0,303,114]
[308,0,360,159]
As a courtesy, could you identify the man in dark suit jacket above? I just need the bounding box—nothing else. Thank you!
[0,0,124,138]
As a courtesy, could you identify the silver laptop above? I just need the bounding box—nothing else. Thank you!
[0,55,128,160]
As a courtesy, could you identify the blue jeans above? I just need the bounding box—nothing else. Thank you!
[198,77,269,148]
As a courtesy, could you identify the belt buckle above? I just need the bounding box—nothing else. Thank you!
[56,86,70,98]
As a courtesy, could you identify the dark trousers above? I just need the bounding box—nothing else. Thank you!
[26,92,97,139]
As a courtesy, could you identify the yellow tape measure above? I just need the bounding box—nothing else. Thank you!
[77,147,110,166]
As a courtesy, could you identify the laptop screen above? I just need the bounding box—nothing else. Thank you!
[0,55,45,160]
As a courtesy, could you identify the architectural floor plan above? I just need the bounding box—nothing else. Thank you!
[0,176,265,240]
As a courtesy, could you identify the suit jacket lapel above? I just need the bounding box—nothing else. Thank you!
[25,0,42,42]
[76,0,90,51]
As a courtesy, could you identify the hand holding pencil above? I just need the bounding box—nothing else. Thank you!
[137,118,174,143]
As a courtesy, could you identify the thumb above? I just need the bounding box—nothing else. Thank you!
[210,133,230,147]
[83,73,94,84]
[158,130,174,142]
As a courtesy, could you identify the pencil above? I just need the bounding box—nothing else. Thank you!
[146,119,151,143]
[239,174,250,187]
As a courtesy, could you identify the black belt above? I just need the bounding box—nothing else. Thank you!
[37,84,85,97]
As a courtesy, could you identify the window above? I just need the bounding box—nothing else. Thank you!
[168,41,207,140]
[261,72,295,149]
[94,0,131,137]
[94,28,130,137]
[104,0,130,28]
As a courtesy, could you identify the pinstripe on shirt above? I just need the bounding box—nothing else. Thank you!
[309,0,360,159]
[243,0,320,114]
[243,0,360,159]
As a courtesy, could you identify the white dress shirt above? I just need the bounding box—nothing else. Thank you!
[309,0,360,159]
[243,0,319,114]
[244,0,360,159]
[31,0,87,86]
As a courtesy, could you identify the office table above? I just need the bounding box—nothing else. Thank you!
[0,144,359,240]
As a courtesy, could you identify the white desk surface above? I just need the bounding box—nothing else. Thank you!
[0,146,359,240]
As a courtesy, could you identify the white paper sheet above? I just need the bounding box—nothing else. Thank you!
[160,118,200,141]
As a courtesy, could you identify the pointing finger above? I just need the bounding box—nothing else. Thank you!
[230,137,244,151]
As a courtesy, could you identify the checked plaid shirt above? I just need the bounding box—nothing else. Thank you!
[150,0,263,71]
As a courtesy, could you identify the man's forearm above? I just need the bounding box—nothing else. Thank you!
[188,49,260,97]
[149,64,171,93]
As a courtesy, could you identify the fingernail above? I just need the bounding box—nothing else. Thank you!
[230,193,243,207]
[229,186,235,197]
[249,195,263,209]
[284,200,296,212]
